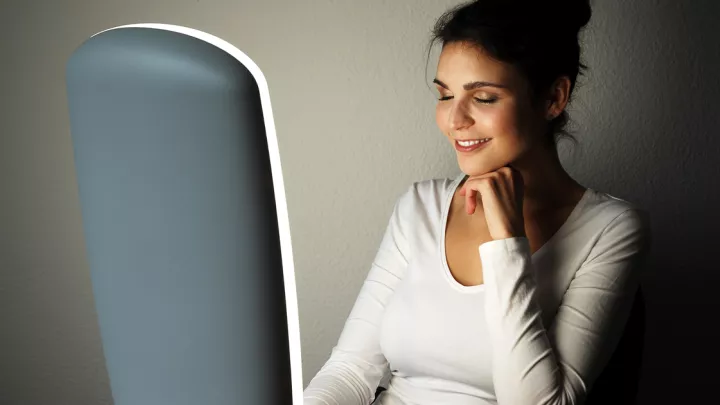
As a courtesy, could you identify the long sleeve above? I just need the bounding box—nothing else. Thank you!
[479,208,652,405]
[303,184,415,405]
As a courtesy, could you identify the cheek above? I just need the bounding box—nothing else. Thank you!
[482,105,523,138]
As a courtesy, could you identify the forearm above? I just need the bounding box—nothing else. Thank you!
[304,367,370,405]
[303,352,387,405]
[478,211,648,405]
[481,237,577,405]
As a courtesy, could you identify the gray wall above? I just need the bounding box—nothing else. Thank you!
[1,1,717,404]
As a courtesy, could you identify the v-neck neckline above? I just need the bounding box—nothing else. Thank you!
[439,172,593,293]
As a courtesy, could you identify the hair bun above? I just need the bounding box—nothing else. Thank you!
[481,0,592,36]
[559,0,592,32]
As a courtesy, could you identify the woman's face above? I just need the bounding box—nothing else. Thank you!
[434,41,547,177]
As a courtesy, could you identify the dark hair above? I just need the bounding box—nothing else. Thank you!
[427,0,592,147]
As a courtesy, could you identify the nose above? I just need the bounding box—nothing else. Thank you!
[448,101,474,131]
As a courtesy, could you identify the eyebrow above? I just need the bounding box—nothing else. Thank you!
[433,78,508,91]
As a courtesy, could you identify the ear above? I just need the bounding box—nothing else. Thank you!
[545,76,571,120]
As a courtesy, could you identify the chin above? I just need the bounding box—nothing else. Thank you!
[457,159,502,177]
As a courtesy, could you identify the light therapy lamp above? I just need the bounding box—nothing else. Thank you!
[66,23,303,405]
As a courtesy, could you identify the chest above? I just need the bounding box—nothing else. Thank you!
[444,213,489,287]
[379,208,583,397]
[444,195,576,287]
[379,263,495,392]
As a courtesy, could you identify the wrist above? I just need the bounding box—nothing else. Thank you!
[492,229,526,240]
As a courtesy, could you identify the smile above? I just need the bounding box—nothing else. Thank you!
[454,138,491,152]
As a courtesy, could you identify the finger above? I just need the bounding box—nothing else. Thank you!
[489,175,505,202]
[466,188,476,214]
[477,180,495,215]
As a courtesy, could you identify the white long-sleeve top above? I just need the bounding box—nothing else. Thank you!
[303,172,652,405]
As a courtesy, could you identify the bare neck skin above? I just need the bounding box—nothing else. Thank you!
[455,140,585,220]
[511,140,586,216]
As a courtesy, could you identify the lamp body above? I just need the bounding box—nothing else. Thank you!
[66,24,301,405]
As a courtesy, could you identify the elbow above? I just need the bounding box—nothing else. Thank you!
[304,360,380,405]
[506,379,582,405]
[538,385,583,405]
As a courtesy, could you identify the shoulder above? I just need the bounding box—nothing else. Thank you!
[394,174,462,213]
[386,174,461,234]
[580,189,652,262]
[584,189,651,233]
[413,175,459,195]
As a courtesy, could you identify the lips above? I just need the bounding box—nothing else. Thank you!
[454,138,492,153]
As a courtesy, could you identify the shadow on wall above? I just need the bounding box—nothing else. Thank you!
[612,2,720,404]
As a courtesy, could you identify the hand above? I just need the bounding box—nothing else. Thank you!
[459,166,526,240]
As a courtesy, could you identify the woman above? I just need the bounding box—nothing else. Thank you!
[304,0,651,404]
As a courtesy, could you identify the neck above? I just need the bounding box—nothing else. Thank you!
[511,143,582,213]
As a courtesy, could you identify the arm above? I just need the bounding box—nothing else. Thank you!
[303,184,415,405]
[479,208,652,405]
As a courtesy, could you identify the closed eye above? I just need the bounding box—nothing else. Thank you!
[438,95,497,104]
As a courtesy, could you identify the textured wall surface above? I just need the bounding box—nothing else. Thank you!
[1,1,718,404]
